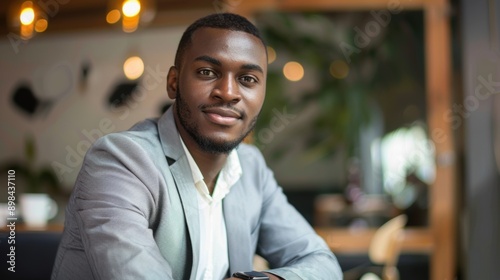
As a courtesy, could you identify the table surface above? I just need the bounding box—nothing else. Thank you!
[1,223,433,254]
[315,227,434,254]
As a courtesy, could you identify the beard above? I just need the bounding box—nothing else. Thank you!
[175,88,257,154]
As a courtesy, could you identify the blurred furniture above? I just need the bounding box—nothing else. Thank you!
[337,253,429,280]
[0,226,63,280]
[315,227,432,255]
[233,2,456,279]
[342,214,408,280]
[314,194,395,228]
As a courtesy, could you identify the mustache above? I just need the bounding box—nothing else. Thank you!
[199,103,246,119]
[175,87,247,119]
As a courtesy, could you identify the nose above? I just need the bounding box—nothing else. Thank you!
[211,74,241,103]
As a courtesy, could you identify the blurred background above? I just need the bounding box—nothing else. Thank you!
[0,0,499,279]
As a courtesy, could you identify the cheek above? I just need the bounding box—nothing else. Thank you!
[245,90,265,113]
[180,82,209,104]
[181,72,211,91]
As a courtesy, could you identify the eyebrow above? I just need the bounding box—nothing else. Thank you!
[241,63,264,74]
[195,55,221,66]
[194,55,264,74]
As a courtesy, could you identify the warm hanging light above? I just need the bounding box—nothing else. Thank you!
[122,13,140,33]
[107,0,156,33]
[34,18,48,32]
[106,9,121,24]
[20,2,35,39]
[20,6,35,25]
[122,0,141,17]
[8,1,49,39]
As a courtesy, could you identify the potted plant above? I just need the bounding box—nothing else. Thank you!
[1,136,64,227]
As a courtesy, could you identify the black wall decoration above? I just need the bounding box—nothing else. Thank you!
[107,81,139,107]
[12,83,40,116]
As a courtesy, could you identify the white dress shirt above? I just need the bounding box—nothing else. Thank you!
[180,137,242,280]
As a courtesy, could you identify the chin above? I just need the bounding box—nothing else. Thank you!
[196,133,246,154]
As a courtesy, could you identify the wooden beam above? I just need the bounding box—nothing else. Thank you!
[278,0,424,11]
[424,0,457,280]
[228,0,426,16]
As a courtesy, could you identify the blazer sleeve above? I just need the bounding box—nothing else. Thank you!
[63,134,174,280]
[248,146,343,280]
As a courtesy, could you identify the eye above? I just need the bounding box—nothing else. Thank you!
[239,75,258,84]
[198,69,217,77]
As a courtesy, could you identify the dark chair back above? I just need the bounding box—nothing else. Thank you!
[0,231,62,280]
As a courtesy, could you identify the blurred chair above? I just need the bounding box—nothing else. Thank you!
[0,230,62,280]
[344,214,408,280]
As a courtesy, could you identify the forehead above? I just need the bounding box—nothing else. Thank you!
[183,27,267,69]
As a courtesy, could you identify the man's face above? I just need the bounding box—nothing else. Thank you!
[167,27,267,154]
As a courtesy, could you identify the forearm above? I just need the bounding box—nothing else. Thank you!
[265,251,342,280]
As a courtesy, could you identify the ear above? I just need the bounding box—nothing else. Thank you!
[166,66,178,99]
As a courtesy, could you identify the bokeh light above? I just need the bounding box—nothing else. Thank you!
[329,60,350,79]
[20,7,35,25]
[283,61,304,82]
[267,46,276,64]
[123,56,144,80]
[122,0,141,17]
[34,19,48,32]
[106,9,121,24]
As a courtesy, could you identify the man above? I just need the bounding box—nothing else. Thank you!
[51,13,342,280]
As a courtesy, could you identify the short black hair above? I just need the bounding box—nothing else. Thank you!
[174,13,266,68]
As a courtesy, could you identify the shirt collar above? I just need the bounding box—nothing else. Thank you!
[179,135,242,201]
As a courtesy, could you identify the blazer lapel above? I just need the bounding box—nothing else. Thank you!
[158,108,200,279]
[224,179,253,273]
[169,160,200,280]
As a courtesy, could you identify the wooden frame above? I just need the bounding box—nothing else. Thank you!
[230,1,456,279]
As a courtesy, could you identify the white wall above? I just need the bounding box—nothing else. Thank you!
[0,26,185,190]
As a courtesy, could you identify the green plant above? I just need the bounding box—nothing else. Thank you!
[255,11,425,161]
[1,136,62,195]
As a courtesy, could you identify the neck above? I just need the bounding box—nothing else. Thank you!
[175,118,228,195]
[192,149,227,195]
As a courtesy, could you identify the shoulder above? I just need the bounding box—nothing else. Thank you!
[83,118,167,171]
[76,118,167,195]
[236,143,274,186]
[236,143,267,166]
[92,118,161,153]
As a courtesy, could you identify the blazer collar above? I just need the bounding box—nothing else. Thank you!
[158,106,184,162]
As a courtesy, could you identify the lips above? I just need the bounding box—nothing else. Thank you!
[202,106,242,126]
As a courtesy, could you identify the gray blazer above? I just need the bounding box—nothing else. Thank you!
[51,108,342,280]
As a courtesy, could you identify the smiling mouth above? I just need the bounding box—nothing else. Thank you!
[202,106,242,126]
